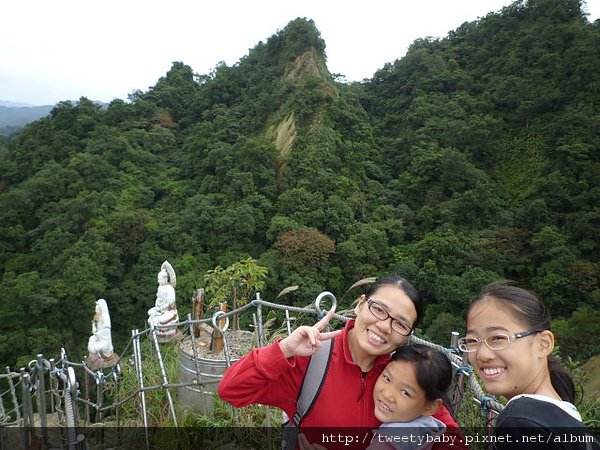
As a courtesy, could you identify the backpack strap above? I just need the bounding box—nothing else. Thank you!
[281,337,335,450]
[293,337,334,426]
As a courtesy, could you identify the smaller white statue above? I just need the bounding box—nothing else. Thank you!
[87,299,118,369]
[148,261,179,342]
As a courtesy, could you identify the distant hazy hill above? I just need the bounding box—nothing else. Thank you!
[0,103,54,134]
[0,100,35,107]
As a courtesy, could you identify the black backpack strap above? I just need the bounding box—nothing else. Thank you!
[281,337,335,450]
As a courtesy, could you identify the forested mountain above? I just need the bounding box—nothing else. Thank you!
[1,0,598,368]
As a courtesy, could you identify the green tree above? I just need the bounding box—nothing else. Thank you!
[553,306,600,362]
[204,258,268,330]
[424,312,465,347]
[337,224,390,282]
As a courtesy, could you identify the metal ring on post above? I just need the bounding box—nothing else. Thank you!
[212,311,230,333]
[67,367,77,393]
[60,348,68,368]
[112,362,121,384]
[450,331,459,349]
[315,291,337,318]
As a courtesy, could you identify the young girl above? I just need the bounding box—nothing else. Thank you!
[367,344,453,450]
[460,281,596,449]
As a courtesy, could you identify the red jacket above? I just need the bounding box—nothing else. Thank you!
[218,320,466,450]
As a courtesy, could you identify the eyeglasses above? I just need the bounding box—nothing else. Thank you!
[457,330,542,352]
[366,299,413,336]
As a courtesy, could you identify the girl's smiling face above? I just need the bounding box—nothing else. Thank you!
[466,298,552,399]
[373,359,439,423]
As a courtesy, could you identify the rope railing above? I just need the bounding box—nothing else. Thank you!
[0,292,502,450]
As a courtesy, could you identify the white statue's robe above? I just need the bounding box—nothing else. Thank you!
[148,284,179,329]
[148,264,179,342]
[88,299,118,369]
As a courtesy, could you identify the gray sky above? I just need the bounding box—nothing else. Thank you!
[2,0,599,106]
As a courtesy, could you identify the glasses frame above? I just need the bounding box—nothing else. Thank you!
[366,298,414,336]
[457,329,542,353]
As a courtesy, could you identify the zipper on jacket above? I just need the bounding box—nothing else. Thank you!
[357,372,367,400]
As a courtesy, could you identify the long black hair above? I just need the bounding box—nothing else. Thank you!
[468,280,576,403]
[365,274,424,329]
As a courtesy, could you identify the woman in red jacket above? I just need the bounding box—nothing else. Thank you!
[218,275,465,450]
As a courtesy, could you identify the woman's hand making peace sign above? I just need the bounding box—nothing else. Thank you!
[279,309,342,359]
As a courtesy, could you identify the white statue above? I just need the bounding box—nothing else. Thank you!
[87,299,118,369]
[148,260,179,342]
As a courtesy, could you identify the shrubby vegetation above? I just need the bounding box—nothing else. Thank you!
[0,2,599,371]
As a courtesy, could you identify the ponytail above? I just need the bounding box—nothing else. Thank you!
[548,355,576,403]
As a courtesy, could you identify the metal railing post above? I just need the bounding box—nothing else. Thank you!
[20,369,33,449]
[150,332,178,426]
[6,367,20,424]
[132,329,149,450]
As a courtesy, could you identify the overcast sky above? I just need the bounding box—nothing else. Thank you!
[2,0,599,106]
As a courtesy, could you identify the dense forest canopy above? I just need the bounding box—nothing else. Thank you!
[1,0,599,368]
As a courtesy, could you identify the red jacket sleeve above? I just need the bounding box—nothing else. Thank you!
[431,405,467,450]
[217,339,307,416]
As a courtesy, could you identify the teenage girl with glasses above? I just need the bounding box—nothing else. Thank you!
[461,280,596,449]
[218,275,465,450]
